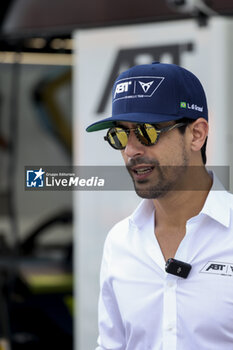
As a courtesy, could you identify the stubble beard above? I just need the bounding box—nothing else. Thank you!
[127,151,189,199]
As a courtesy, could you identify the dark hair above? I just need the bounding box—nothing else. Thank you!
[176,118,207,165]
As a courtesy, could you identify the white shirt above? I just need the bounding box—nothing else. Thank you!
[96,174,233,350]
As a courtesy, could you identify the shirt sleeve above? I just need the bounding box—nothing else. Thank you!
[96,235,126,350]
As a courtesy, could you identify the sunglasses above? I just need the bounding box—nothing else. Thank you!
[104,122,186,150]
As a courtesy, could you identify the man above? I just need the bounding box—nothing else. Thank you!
[86,62,233,349]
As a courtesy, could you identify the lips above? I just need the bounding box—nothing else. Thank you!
[131,165,154,180]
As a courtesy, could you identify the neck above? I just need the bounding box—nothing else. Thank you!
[153,167,212,228]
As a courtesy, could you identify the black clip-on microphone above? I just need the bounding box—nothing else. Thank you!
[165,258,192,279]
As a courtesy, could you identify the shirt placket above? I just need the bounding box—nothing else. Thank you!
[162,276,177,350]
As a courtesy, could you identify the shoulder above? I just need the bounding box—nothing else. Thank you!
[105,216,131,246]
[100,216,132,273]
[104,198,152,247]
[102,199,152,257]
[102,213,138,261]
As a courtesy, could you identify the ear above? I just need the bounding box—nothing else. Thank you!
[189,118,208,152]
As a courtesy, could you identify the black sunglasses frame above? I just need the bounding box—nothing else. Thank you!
[104,122,186,150]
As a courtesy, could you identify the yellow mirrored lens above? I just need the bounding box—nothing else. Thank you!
[108,127,128,148]
[137,124,158,145]
[109,133,115,145]
[115,128,128,147]
[145,124,158,143]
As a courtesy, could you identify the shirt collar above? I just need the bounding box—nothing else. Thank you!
[130,172,231,229]
[200,172,231,228]
[130,199,155,230]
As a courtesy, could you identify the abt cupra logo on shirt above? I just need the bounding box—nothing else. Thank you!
[200,261,233,276]
[113,76,165,101]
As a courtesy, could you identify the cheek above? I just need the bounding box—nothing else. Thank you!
[156,135,189,166]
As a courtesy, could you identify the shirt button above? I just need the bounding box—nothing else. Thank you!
[167,281,175,288]
[166,324,175,332]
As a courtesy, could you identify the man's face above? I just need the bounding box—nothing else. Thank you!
[119,121,190,199]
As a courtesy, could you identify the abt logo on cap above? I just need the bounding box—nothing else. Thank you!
[113,76,164,102]
[114,81,132,97]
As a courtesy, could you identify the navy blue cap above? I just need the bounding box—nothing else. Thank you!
[86,62,208,132]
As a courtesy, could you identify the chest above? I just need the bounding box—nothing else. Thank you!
[154,226,186,262]
[111,251,233,349]
[109,220,233,348]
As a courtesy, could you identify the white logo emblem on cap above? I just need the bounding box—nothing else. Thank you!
[113,76,165,102]
[138,81,154,93]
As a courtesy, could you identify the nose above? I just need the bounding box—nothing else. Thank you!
[123,130,145,158]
